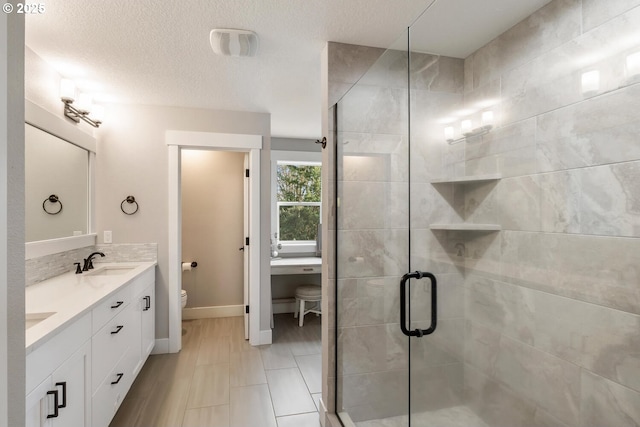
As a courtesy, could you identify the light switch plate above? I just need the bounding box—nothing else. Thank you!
[104,230,112,244]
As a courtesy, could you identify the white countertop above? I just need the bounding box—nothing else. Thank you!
[270,257,321,267]
[25,261,156,354]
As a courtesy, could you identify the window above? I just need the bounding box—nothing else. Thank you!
[277,163,321,241]
[271,151,322,254]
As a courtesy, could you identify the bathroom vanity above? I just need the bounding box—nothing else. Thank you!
[25,262,156,427]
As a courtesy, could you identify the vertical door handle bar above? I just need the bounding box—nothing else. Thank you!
[55,381,67,408]
[400,271,437,337]
[46,389,59,418]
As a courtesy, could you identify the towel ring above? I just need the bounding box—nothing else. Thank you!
[121,195,139,215]
[43,194,63,215]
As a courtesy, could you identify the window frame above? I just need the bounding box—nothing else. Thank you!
[270,150,322,255]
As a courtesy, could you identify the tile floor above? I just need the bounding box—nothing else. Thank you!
[110,314,322,427]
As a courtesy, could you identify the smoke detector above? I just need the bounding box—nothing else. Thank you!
[210,29,259,57]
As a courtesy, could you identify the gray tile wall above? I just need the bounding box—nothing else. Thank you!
[330,1,640,425]
[331,41,467,422]
[453,0,640,426]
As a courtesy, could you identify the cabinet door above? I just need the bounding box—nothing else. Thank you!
[26,377,54,427]
[141,282,155,359]
[51,341,91,427]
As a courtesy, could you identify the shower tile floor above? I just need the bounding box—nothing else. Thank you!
[354,406,489,427]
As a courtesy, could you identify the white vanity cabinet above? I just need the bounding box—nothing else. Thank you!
[26,313,92,427]
[91,267,155,427]
[26,263,157,427]
[137,280,155,372]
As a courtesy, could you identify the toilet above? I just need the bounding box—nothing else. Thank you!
[181,289,188,308]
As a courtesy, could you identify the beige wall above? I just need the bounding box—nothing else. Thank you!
[181,150,245,308]
[23,48,272,340]
[1,12,26,426]
[96,103,271,338]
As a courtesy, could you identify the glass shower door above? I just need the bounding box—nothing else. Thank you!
[406,22,473,427]
[334,32,413,426]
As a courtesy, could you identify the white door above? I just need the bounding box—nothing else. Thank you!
[243,153,250,340]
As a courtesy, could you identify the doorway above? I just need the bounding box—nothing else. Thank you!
[167,131,261,352]
[181,150,246,323]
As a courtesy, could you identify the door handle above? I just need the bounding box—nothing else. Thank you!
[400,271,437,338]
[55,381,67,408]
[111,373,124,385]
[46,389,59,418]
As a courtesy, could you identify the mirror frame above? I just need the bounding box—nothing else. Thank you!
[24,100,97,259]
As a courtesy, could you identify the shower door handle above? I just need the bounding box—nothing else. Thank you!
[400,271,437,337]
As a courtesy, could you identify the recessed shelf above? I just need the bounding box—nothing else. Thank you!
[429,224,501,231]
[430,174,502,185]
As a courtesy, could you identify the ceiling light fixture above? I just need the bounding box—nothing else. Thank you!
[210,29,259,57]
[60,79,103,128]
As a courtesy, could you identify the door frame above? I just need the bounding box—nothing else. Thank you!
[167,130,262,352]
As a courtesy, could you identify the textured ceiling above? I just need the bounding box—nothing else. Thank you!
[26,0,550,138]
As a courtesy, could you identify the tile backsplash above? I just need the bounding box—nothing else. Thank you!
[25,243,157,286]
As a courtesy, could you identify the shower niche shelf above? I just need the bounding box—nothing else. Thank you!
[429,174,502,232]
[430,223,501,231]
[430,173,501,185]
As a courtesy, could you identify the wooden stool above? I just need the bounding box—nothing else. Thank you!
[294,285,321,327]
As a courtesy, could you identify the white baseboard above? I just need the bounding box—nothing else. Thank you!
[182,305,244,320]
[259,328,272,345]
[151,338,170,355]
[272,301,297,314]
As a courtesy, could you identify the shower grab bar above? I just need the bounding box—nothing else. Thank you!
[400,271,437,337]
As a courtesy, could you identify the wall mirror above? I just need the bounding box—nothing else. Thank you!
[25,100,96,259]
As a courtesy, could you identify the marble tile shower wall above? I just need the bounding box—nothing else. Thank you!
[335,44,467,421]
[335,45,412,423]
[26,243,158,286]
[447,0,640,426]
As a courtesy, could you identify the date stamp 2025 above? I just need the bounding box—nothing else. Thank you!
[3,3,46,14]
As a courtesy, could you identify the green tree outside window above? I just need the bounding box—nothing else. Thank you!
[277,164,321,241]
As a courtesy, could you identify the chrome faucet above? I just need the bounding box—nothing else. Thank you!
[82,251,105,271]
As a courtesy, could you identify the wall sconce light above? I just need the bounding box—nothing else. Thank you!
[446,111,494,145]
[60,79,103,128]
[581,70,600,95]
[626,52,640,78]
[444,126,455,141]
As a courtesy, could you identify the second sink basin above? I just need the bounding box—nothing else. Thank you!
[85,265,137,276]
[26,312,56,329]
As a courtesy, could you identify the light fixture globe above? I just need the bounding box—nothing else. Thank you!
[210,29,258,57]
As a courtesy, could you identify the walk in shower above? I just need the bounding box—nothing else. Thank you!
[331,0,640,426]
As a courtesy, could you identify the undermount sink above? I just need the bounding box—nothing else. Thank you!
[85,266,137,276]
[26,312,56,329]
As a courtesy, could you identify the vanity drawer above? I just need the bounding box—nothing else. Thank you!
[270,264,321,275]
[92,348,136,427]
[92,303,135,393]
[92,284,133,334]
